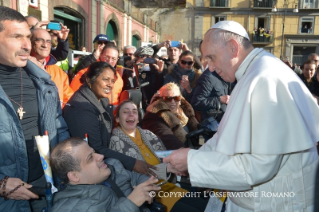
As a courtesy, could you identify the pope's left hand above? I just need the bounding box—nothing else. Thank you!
[163,148,190,173]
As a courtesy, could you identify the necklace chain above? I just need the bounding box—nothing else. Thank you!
[6,68,25,120]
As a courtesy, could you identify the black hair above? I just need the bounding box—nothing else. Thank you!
[179,50,194,61]
[0,6,27,32]
[86,62,117,85]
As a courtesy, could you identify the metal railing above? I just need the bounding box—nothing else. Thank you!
[251,30,274,43]
[299,0,319,8]
[210,0,229,7]
[293,55,308,65]
[254,0,274,7]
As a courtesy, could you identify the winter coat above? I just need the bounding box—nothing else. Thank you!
[164,64,202,103]
[63,85,136,170]
[110,126,166,162]
[0,61,70,212]
[51,158,150,212]
[142,96,198,150]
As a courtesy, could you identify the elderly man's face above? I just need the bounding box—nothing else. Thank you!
[71,142,111,184]
[100,48,119,67]
[0,20,31,67]
[124,48,135,60]
[31,29,52,61]
[302,63,316,80]
[202,29,237,83]
[309,55,319,67]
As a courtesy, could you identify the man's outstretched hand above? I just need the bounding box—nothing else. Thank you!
[163,148,190,175]
[127,176,161,206]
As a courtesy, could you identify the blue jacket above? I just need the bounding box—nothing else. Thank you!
[0,60,70,212]
[191,68,234,121]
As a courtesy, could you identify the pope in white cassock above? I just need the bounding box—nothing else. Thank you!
[164,21,319,212]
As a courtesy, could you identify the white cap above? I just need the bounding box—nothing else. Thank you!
[210,21,250,41]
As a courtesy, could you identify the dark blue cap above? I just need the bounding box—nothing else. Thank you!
[93,34,110,43]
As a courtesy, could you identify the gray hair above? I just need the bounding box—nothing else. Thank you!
[308,53,319,59]
[209,28,252,50]
[124,45,136,52]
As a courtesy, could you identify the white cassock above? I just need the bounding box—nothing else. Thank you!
[188,48,319,211]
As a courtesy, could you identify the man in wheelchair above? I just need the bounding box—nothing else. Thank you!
[50,137,161,212]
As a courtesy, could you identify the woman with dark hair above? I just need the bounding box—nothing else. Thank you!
[164,50,203,103]
[63,62,157,176]
[110,100,207,212]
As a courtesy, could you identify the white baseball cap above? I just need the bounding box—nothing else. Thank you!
[210,21,250,41]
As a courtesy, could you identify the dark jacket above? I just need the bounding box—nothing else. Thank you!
[52,158,149,212]
[311,75,319,96]
[63,85,136,170]
[298,74,317,94]
[51,38,69,61]
[142,96,198,150]
[164,64,202,103]
[191,68,233,121]
[0,61,70,212]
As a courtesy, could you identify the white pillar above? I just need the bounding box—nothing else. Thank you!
[39,0,49,21]
[128,16,132,45]
[91,0,97,40]
[19,0,28,16]
[146,26,149,42]
[100,2,104,34]
[123,14,128,46]
[143,25,146,42]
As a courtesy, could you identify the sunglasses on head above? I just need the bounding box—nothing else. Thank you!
[162,96,182,102]
[180,60,194,66]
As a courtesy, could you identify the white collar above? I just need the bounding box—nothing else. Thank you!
[235,48,263,81]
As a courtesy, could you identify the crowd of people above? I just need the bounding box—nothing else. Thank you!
[0,5,319,212]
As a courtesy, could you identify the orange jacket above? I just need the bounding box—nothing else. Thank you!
[46,65,74,108]
[70,67,123,105]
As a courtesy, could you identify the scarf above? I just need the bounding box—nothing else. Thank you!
[79,85,113,133]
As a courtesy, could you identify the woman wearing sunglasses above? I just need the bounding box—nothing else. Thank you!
[143,83,199,150]
[164,50,202,103]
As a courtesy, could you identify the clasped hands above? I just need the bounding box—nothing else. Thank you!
[163,148,190,176]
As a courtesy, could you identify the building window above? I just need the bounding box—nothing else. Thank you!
[292,46,317,65]
[210,0,229,7]
[211,16,226,25]
[300,0,317,9]
[54,8,83,50]
[253,0,274,8]
[299,17,314,34]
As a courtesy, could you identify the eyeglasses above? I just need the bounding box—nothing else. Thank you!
[101,55,119,62]
[180,60,194,66]
[162,96,182,102]
[124,53,134,56]
[32,38,52,45]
